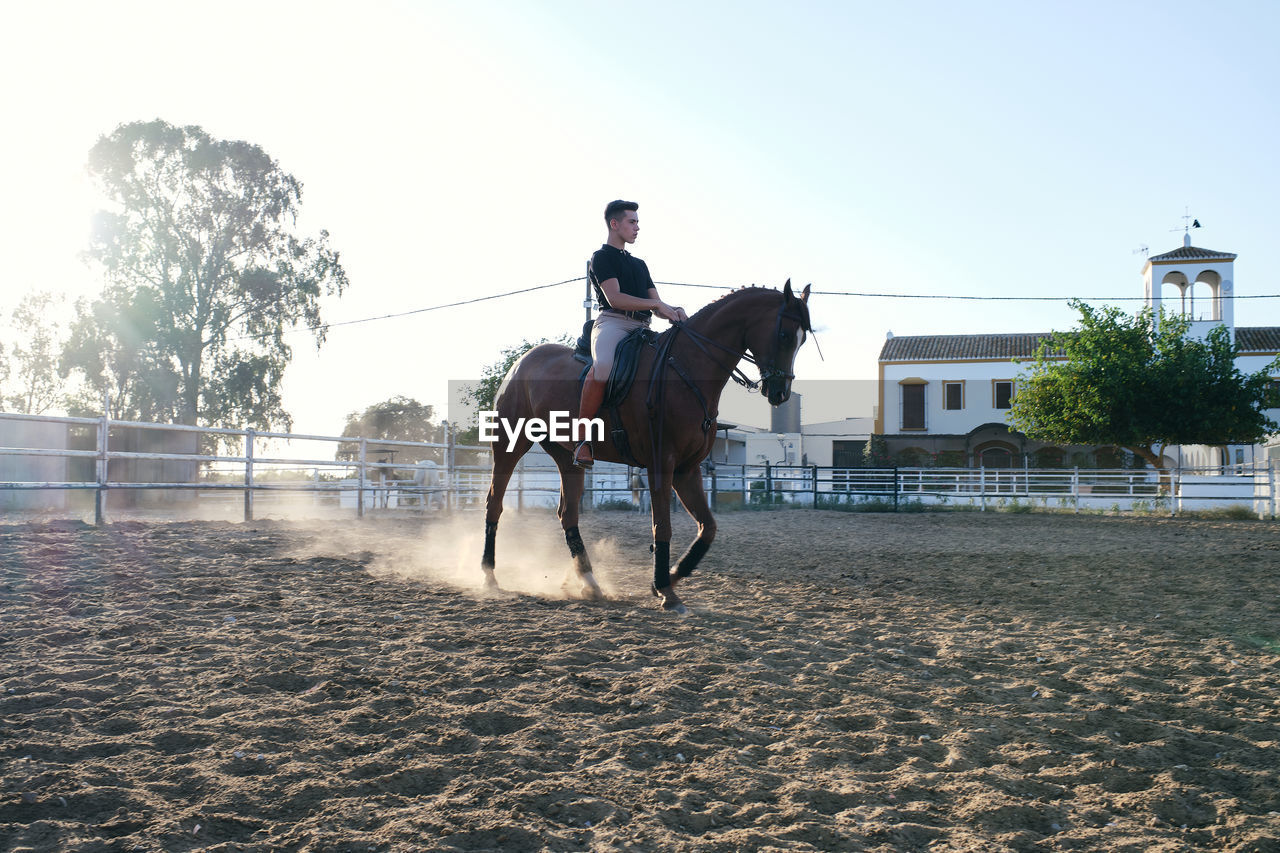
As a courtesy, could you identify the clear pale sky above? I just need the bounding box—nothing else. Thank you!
[2,1,1277,433]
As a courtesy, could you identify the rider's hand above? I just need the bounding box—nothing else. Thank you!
[656,302,686,323]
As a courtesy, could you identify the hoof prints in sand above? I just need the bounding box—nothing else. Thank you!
[1,512,1279,851]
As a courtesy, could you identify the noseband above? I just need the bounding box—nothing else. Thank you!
[756,305,810,386]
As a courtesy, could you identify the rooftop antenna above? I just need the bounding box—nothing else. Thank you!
[1169,207,1202,246]
[1132,244,1149,257]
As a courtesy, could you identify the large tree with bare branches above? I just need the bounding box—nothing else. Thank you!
[64,119,348,428]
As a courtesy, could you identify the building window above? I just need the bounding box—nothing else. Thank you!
[993,380,1014,409]
[980,446,1013,468]
[832,440,866,468]
[832,441,869,490]
[943,381,964,410]
[901,383,926,430]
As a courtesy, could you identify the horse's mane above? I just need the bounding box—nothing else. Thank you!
[686,285,780,324]
[684,284,810,330]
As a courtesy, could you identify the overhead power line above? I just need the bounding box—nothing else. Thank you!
[231,276,585,342]
[315,276,586,331]
[655,281,1280,302]
[231,274,1280,342]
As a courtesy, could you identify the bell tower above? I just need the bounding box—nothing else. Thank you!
[1142,231,1237,340]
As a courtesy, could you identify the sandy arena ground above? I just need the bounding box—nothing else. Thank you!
[1,509,1278,852]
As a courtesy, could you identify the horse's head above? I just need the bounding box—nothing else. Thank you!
[749,280,812,406]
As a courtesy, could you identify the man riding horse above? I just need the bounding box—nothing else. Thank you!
[575,200,688,468]
[480,198,812,613]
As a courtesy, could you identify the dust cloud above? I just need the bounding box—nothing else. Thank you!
[280,510,631,601]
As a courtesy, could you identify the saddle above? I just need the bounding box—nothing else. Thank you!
[574,320,657,407]
[574,319,658,464]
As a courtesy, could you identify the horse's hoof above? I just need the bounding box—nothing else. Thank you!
[663,601,689,616]
[576,571,603,601]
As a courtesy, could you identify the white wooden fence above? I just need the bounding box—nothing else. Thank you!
[2,411,1276,521]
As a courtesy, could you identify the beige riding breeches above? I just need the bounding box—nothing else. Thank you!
[590,311,648,380]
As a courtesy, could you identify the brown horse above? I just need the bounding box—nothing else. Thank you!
[481,281,813,614]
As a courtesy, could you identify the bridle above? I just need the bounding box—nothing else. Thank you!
[642,292,812,494]
[668,296,813,392]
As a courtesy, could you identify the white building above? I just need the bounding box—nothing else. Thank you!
[873,235,1280,468]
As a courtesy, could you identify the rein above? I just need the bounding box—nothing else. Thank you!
[667,323,761,391]
[642,295,809,493]
[670,303,812,390]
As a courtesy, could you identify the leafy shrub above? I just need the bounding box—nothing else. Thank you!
[1186,504,1258,521]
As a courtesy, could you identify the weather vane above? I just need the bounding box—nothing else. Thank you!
[1170,206,1201,235]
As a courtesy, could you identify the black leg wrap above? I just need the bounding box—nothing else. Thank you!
[481,521,498,568]
[565,526,586,558]
[675,538,711,580]
[652,541,671,592]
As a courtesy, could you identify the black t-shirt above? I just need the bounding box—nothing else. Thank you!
[590,244,654,312]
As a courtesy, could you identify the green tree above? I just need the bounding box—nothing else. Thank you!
[1009,301,1280,470]
[456,335,572,444]
[462,336,573,413]
[61,288,176,420]
[338,396,445,463]
[65,119,348,430]
[5,291,68,415]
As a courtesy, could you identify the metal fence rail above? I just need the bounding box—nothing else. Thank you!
[2,411,1276,521]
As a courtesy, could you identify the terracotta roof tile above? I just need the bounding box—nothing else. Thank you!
[1236,326,1280,352]
[1148,244,1237,262]
[879,333,1061,361]
[879,326,1280,361]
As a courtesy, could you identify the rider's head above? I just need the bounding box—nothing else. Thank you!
[604,200,640,244]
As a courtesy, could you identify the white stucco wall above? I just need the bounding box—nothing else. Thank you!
[797,418,873,466]
[1144,257,1235,332]
[880,361,1035,435]
[880,349,1279,464]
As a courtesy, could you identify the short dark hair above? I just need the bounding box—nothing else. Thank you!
[604,199,638,224]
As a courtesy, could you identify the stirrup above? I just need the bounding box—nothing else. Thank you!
[573,440,594,469]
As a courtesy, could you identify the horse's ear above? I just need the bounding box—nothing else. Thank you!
[800,283,811,304]
[783,279,793,300]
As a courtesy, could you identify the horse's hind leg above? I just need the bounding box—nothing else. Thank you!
[547,444,603,600]
[482,436,532,589]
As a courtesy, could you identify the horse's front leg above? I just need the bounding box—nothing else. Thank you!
[670,466,716,592]
[482,438,531,590]
[648,466,686,614]
[553,448,603,600]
